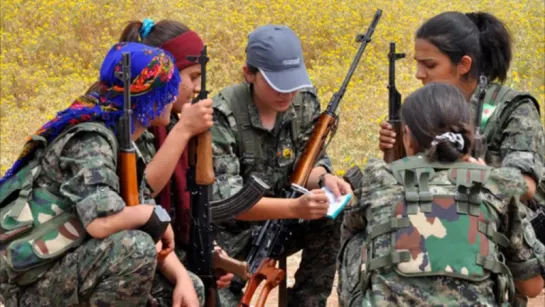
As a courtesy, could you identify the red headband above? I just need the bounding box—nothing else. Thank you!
[160,31,205,71]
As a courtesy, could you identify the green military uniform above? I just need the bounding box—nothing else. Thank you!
[470,82,545,306]
[337,156,545,307]
[134,114,205,307]
[210,82,340,307]
[470,82,544,194]
[1,121,205,307]
[0,123,158,307]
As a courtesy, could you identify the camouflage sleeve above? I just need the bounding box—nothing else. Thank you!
[484,167,528,200]
[210,103,244,200]
[341,158,399,243]
[499,99,545,184]
[296,90,334,173]
[501,197,545,281]
[134,129,156,165]
[485,167,545,280]
[59,132,125,227]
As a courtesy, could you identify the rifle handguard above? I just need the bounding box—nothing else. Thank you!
[194,131,215,185]
[210,175,270,222]
[290,113,336,186]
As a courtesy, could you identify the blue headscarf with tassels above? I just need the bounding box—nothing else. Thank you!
[0,42,181,184]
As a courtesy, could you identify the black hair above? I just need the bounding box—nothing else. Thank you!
[401,82,474,162]
[119,19,190,47]
[416,11,512,83]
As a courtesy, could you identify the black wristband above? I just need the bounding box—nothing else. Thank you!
[139,205,171,243]
[318,173,328,188]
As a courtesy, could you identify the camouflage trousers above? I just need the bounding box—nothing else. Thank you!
[215,214,342,307]
[336,233,527,307]
[1,230,204,307]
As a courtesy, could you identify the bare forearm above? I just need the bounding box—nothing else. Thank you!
[514,275,544,298]
[86,205,154,239]
[236,197,298,220]
[145,129,191,197]
[521,175,537,201]
[157,251,190,285]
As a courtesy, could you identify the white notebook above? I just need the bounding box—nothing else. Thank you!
[291,183,352,219]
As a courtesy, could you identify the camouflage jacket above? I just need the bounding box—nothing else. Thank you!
[1,122,154,287]
[470,82,544,187]
[339,157,545,307]
[210,82,333,202]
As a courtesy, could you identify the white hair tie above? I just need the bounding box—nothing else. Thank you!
[431,132,464,151]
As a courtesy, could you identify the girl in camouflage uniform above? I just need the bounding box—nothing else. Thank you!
[0,42,202,306]
[376,11,545,305]
[118,18,235,306]
[378,11,544,217]
[339,82,544,306]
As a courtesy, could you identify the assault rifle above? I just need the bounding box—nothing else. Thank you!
[115,52,170,260]
[185,46,270,307]
[234,9,383,307]
[115,52,171,306]
[383,42,406,163]
[116,53,139,207]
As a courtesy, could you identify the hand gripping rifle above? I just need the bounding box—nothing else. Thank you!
[185,46,270,307]
[235,9,383,307]
[383,42,406,163]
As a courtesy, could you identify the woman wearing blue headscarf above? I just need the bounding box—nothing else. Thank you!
[0,42,200,307]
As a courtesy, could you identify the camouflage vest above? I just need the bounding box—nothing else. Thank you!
[0,122,118,286]
[215,83,316,196]
[361,156,515,305]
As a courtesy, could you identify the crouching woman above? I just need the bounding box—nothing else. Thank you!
[0,42,200,307]
[337,83,545,306]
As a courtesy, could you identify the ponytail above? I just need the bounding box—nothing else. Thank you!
[119,21,144,43]
[118,19,190,48]
[465,12,512,83]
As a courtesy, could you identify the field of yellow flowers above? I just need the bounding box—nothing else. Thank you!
[1,1,544,306]
[1,0,544,175]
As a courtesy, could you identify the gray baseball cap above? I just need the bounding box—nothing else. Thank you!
[246,25,313,93]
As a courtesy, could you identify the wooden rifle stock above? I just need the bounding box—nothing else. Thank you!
[214,247,251,281]
[239,259,285,307]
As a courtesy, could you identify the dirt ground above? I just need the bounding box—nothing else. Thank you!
[252,252,545,307]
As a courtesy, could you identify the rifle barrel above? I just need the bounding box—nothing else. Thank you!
[326,9,382,114]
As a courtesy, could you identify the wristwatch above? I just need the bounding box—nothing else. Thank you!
[318,172,328,188]
[139,205,172,243]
